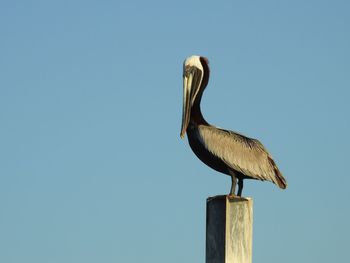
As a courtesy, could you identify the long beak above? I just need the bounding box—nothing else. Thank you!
[180,73,193,138]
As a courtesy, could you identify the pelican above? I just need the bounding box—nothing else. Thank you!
[180,55,287,197]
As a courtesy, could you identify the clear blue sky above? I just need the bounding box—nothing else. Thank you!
[1,0,349,262]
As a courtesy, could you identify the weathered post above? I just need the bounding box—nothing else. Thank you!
[206,195,253,263]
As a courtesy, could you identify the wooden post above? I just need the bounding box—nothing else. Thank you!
[206,195,253,263]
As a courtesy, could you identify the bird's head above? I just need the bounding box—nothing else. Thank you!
[180,55,209,138]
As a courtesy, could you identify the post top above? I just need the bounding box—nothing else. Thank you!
[207,195,252,203]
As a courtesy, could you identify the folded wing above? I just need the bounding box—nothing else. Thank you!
[197,125,287,189]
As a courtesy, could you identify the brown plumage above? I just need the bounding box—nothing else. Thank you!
[180,55,287,196]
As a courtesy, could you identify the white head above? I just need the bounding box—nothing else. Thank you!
[180,55,209,138]
[184,55,204,71]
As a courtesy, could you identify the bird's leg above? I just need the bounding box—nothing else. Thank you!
[237,179,243,197]
[229,175,237,196]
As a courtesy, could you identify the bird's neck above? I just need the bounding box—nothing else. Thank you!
[191,56,210,126]
[191,97,208,125]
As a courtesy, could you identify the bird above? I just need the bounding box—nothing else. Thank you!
[180,55,287,197]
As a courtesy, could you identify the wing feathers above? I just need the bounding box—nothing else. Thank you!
[197,125,287,189]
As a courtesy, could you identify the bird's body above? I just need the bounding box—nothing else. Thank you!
[180,55,287,196]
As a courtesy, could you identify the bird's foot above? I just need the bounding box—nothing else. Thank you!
[227,193,238,200]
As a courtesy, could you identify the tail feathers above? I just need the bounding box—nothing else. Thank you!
[268,157,287,189]
[274,166,287,189]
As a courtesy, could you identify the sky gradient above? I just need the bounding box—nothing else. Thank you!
[1,1,349,262]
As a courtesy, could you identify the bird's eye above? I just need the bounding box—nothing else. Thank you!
[184,66,193,77]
